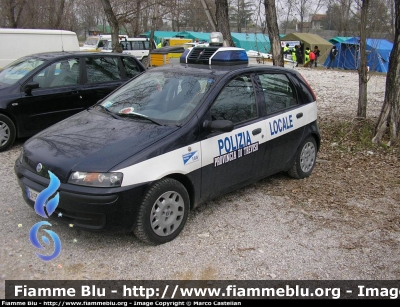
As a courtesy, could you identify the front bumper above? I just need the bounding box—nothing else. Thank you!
[14,160,150,232]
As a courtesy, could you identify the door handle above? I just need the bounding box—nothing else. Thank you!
[252,128,261,135]
[296,113,303,119]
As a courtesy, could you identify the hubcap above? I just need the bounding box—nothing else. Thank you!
[0,121,10,146]
[300,141,316,173]
[150,191,185,237]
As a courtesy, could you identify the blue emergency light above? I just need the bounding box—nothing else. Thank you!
[180,32,248,65]
[180,47,248,65]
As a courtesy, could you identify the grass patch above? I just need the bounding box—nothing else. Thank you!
[319,118,399,154]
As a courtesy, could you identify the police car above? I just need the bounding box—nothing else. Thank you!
[14,33,320,245]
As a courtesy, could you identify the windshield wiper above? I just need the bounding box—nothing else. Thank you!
[118,112,163,126]
[97,105,120,119]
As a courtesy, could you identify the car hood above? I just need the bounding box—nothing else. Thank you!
[22,109,179,181]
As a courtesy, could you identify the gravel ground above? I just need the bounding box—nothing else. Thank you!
[1,66,399,299]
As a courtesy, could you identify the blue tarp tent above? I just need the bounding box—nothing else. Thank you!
[324,37,393,73]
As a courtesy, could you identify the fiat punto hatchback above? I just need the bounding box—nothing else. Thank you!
[15,35,320,245]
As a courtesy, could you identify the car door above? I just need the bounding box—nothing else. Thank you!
[200,74,266,199]
[256,72,306,176]
[19,57,86,132]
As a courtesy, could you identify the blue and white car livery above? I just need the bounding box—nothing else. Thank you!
[15,33,320,245]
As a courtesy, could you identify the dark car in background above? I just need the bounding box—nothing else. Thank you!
[0,51,146,152]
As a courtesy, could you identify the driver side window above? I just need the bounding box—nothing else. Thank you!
[210,75,257,125]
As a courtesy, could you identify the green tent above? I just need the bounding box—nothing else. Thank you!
[175,31,211,43]
[281,33,333,64]
[141,31,180,45]
[328,36,352,44]
[231,32,270,53]
[176,31,271,53]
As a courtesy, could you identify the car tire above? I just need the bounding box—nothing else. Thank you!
[133,178,190,245]
[288,136,317,179]
[141,57,149,67]
[0,114,16,152]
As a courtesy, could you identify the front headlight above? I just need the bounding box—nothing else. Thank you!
[18,148,24,164]
[68,171,123,187]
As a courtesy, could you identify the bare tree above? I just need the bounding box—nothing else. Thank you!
[0,0,27,28]
[100,0,122,52]
[357,0,369,118]
[373,0,400,145]
[264,0,284,66]
[200,0,217,31]
[215,0,234,46]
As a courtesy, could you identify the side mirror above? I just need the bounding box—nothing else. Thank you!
[24,82,39,95]
[203,119,234,133]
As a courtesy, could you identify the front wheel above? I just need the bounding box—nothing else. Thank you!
[133,178,190,245]
[0,114,16,152]
[288,136,317,179]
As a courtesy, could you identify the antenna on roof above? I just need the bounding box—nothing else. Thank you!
[61,30,65,52]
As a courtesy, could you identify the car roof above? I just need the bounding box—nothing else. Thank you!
[21,51,137,61]
[148,62,302,79]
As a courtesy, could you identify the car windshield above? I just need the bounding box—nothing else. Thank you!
[84,38,98,46]
[99,70,214,124]
[0,57,45,88]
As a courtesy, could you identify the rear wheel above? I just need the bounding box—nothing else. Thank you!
[0,114,16,152]
[288,136,317,179]
[133,178,190,245]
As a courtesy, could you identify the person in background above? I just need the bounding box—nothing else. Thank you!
[327,45,338,69]
[295,44,303,67]
[304,47,311,67]
[309,49,316,69]
[283,43,290,58]
[291,46,297,67]
[313,46,320,68]
[195,38,199,43]
[157,40,162,48]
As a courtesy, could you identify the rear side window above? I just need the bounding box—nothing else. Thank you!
[121,57,142,78]
[85,56,121,83]
[131,41,145,50]
[211,75,257,125]
[258,73,297,114]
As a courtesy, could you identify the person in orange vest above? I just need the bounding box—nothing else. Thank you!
[309,50,316,69]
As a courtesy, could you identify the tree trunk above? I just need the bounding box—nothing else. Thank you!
[200,0,216,31]
[100,0,122,53]
[215,0,234,47]
[264,0,284,67]
[54,0,66,29]
[373,0,400,144]
[357,0,369,118]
